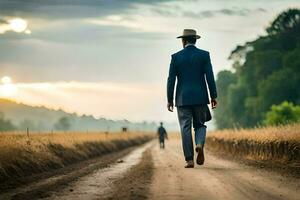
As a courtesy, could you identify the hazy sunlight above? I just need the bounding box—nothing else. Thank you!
[1,81,165,121]
[9,18,27,33]
[0,76,18,98]
[0,18,31,34]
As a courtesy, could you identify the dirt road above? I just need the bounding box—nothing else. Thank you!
[150,139,299,200]
[2,139,299,200]
[43,142,153,200]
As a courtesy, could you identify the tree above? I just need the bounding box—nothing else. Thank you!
[214,9,300,128]
[0,112,16,131]
[214,70,237,129]
[54,117,71,131]
[258,69,299,114]
[264,101,300,125]
[266,9,300,36]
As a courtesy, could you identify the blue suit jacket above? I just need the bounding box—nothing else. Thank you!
[167,45,217,106]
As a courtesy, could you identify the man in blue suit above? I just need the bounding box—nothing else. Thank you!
[167,29,218,168]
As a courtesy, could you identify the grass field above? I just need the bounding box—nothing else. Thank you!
[0,131,153,182]
[206,123,300,163]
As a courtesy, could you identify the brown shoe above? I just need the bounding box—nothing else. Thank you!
[196,145,205,165]
[184,160,194,168]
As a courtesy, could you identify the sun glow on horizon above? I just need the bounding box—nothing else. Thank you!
[0,76,18,97]
[1,76,12,84]
[0,81,167,121]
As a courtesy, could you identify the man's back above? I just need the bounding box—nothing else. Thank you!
[167,45,217,106]
[167,29,218,168]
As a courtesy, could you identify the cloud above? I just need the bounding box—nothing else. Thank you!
[151,5,267,19]
[151,4,182,17]
[0,0,173,39]
[0,20,10,34]
[0,34,170,84]
[0,0,176,20]
[183,8,267,19]
[0,17,31,34]
[87,15,141,30]
[85,14,173,33]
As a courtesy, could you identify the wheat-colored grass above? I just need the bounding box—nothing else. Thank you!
[0,131,153,182]
[206,123,300,162]
[0,131,148,149]
[208,123,300,142]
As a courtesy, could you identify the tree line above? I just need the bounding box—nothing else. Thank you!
[0,98,159,132]
[0,112,71,132]
[214,9,300,129]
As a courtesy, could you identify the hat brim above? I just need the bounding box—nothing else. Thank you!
[177,35,201,39]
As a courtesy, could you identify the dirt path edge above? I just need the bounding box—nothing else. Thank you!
[106,149,154,200]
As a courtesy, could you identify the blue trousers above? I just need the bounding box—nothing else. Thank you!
[177,105,208,161]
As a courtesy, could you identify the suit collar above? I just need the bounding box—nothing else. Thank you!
[185,43,196,48]
[185,43,195,47]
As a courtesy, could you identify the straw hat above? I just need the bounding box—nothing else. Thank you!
[177,29,201,39]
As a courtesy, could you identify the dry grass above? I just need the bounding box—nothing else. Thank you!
[208,123,300,142]
[206,123,300,163]
[0,131,149,148]
[0,131,153,182]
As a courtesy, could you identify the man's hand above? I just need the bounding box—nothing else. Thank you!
[211,99,217,109]
[167,102,174,112]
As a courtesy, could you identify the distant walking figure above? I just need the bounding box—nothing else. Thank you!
[167,29,217,168]
[157,122,168,149]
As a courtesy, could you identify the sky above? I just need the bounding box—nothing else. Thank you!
[0,0,300,125]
